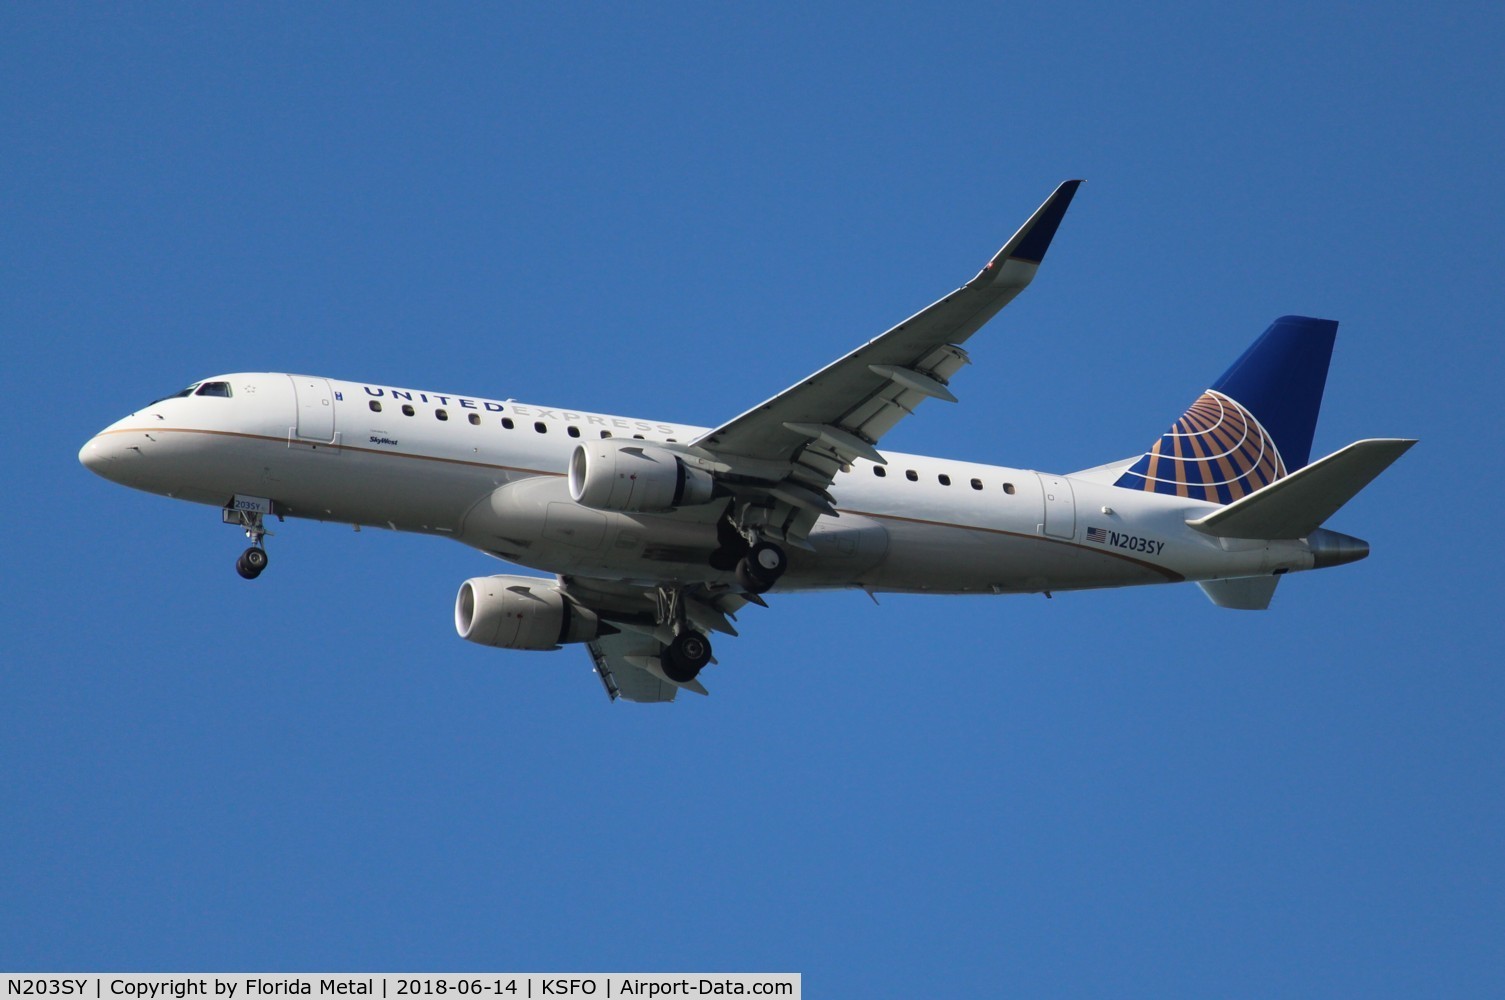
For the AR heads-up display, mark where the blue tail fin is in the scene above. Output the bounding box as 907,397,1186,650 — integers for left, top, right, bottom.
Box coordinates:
1114,316,1338,503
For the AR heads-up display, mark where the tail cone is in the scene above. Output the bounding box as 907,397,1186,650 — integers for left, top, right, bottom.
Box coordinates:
1309,528,1370,568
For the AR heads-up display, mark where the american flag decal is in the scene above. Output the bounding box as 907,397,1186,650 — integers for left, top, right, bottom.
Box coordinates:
1086,526,1108,544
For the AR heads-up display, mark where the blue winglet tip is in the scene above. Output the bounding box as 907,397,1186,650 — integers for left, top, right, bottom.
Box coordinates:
1008,179,1084,265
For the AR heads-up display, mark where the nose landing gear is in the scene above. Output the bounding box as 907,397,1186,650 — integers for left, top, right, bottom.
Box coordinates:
223,495,276,580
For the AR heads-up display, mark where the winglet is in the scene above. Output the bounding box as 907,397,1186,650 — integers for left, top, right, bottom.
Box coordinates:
976,179,1083,280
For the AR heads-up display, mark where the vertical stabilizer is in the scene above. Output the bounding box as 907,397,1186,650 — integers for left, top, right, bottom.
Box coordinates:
1115,316,1337,503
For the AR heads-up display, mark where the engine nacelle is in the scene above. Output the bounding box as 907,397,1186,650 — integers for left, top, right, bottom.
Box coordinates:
455,575,605,651
568,440,715,512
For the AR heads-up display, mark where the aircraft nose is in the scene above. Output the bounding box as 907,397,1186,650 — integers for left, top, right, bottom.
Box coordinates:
79,430,135,482
79,433,111,474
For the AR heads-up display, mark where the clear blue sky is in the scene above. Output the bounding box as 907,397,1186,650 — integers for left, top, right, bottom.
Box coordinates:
4,3,1502,994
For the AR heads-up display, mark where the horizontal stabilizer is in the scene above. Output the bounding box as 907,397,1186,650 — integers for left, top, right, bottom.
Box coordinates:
1198,576,1280,610
1188,438,1416,539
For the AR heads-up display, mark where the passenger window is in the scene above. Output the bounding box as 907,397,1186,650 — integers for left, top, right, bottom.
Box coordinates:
567,426,580,438
195,382,232,397
938,474,951,486
534,421,547,434
369,401,382,413
1003,482,1016,495
970,478,982,490
436,409,449,421
905,470,918,482
632,434,645,440
600,430,612,438
502,417,514,429
873,466,886,477
401,404,415,417
468,413,480,425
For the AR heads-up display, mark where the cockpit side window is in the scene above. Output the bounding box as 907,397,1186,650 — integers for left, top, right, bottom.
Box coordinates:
195,381,232,397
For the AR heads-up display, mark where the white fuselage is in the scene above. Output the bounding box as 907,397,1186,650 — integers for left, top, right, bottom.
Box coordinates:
79,373,1321,596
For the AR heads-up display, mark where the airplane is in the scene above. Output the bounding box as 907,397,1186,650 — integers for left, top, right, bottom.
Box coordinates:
79,181,1415,702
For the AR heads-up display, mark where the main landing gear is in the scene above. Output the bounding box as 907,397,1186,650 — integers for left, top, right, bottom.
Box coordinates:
711,515,789,595
223,497,275,580
662,630,712,684
736,540,787,594
656,586,714,683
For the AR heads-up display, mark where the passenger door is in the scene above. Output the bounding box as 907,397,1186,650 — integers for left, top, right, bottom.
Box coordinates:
1036,473,1076,539
289,375,338,445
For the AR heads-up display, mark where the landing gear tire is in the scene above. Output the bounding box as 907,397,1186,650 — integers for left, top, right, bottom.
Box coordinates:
236,546,268,580
662,630,712,683
736,541,787,594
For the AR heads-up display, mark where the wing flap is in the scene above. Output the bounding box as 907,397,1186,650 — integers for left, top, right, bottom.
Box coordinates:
589,634,679,702
588,632,711,703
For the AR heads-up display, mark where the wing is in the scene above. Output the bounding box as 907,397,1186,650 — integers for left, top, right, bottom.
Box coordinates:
687,180,1082,545
588,631,701,703
561,576,755,702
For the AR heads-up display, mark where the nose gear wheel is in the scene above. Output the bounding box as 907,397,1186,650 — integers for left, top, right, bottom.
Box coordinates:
236,546,268,579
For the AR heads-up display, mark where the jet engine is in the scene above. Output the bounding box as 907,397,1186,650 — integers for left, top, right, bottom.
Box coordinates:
568,440,715,513
455,575,608,651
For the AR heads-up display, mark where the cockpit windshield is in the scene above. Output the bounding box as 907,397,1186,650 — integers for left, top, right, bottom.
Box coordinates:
147,384,199,406
144,381,233,406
